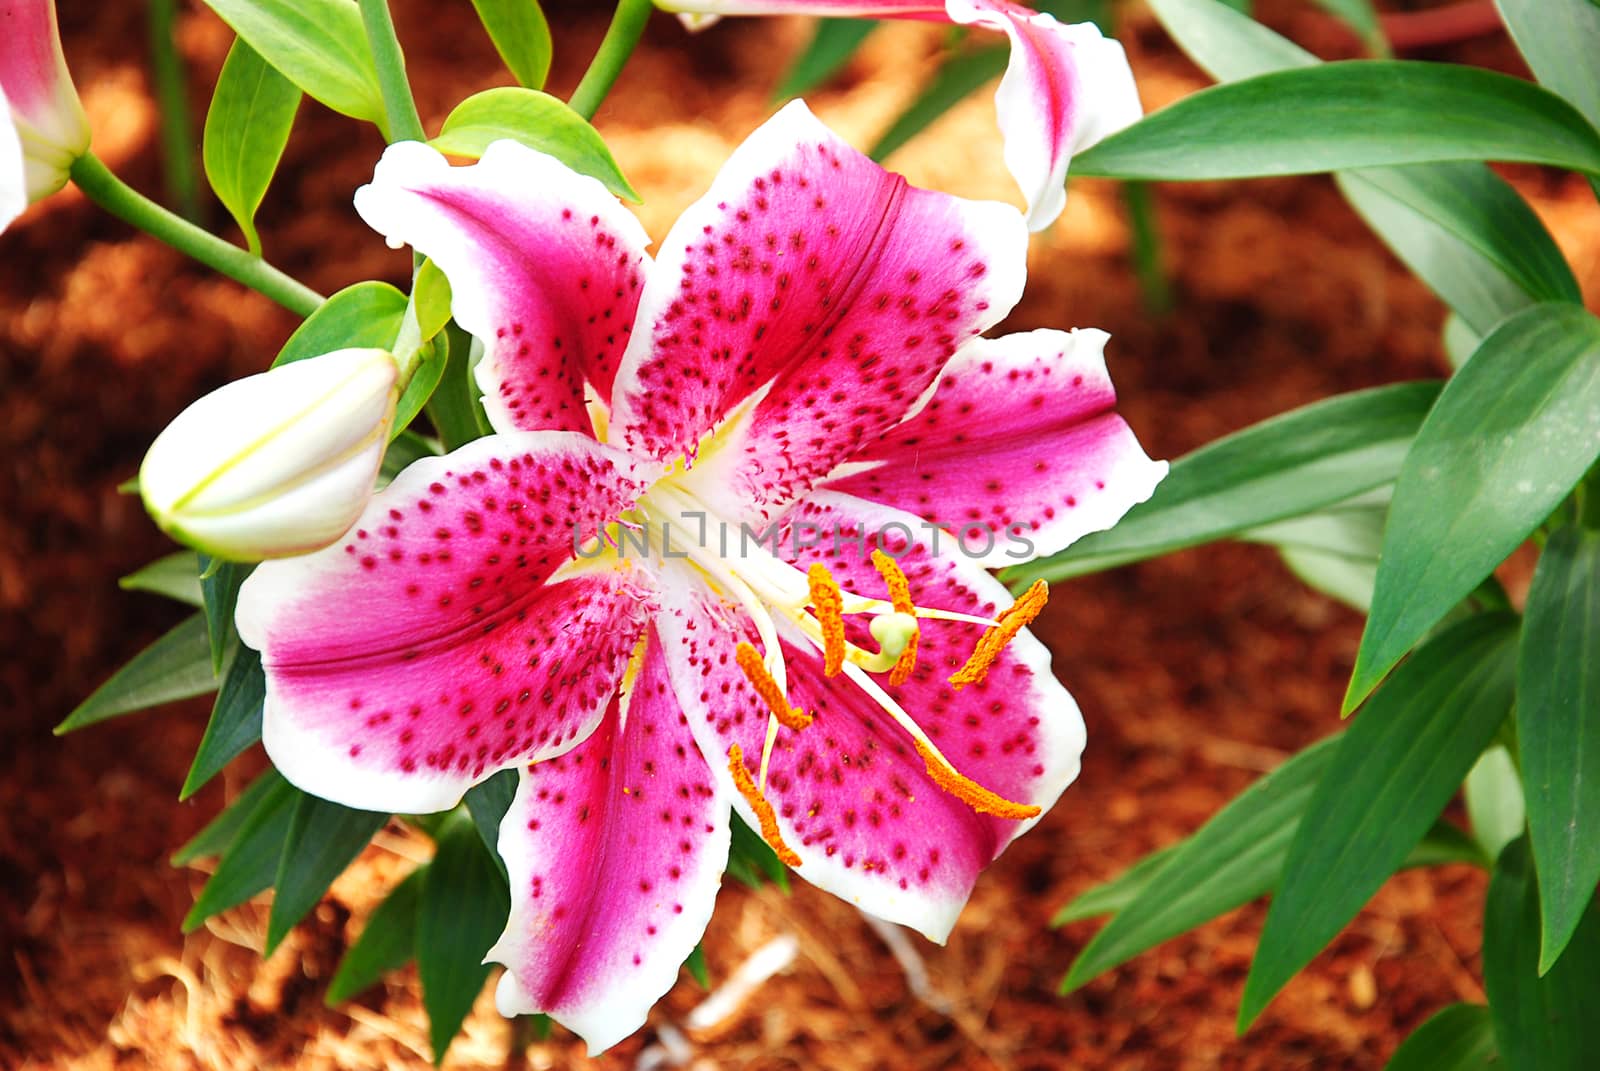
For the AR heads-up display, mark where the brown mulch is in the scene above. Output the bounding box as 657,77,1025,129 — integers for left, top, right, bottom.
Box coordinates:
4,2,1598,1069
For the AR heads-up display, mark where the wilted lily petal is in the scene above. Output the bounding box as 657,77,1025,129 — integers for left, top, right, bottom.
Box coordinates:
0,0,90,229
140,348,400,562
240,100,1164,1052
655,0,1142,229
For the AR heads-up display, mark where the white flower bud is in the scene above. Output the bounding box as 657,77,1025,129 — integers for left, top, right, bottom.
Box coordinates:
140,348,400,561
1,1,91,231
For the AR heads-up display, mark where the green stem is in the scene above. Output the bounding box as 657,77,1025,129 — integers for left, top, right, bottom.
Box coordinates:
70,153,323,318
1121,181,1172,316
568,0,653,121
147,0,203,223
357,0,425,143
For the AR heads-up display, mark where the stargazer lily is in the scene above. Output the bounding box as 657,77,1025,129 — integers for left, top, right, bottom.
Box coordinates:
1,0,90,233
236,101,1165,1052
657,0,1143,231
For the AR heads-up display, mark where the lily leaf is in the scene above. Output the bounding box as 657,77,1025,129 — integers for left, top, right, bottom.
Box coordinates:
1383,1004,1497,1071
1074,62,1600,182
1496,0,1600,133
267,795,389,954
327,865,426,1004
200,0,385,129
464,768,518,881
468,0,552,90
180,643,265,800
1518,526,1600,972
1241,614,1519,1030
182,775,302,931
431,88,639,202
172,769,286,865
274,281,408,367
56,614,215,733
1347,304,1600,711
418,813,509,1064
775,19,878,100
119,551,203,607
203,38,301,256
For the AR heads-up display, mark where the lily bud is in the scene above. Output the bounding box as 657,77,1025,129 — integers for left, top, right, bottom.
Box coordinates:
140,348,401,562
1,0,91,231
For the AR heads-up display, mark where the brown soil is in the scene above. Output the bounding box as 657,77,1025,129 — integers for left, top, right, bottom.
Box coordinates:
3,2,1597,1069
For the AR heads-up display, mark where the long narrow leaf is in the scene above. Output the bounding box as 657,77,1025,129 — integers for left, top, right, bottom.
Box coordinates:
182,776,302,931
418,814,509,1064
327,865,426,1004
56,615,215,733
180,643,265,799
203,38,301,255
1241,614,1519,1028
267,795,389,954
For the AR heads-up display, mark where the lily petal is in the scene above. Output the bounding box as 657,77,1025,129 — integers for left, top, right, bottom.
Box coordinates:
653,492,1081,941
490,626,730,1055
354,140,652,433
945,2,1141,231
1,0,89,204
0,86,24,233
823,329,1166,566
237,432,654,813
613,99,1026,523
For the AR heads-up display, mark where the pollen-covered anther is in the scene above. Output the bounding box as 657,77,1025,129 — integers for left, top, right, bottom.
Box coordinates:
734,642,812,731
949,580,1049,690
871,550,921,685
912,739,1041,821
807,563,846,676
728,744,802,867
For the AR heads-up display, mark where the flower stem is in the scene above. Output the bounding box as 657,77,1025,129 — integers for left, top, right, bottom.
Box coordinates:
357,0,425,143
146,0,203,223
568,0,653,121
69,153,324,318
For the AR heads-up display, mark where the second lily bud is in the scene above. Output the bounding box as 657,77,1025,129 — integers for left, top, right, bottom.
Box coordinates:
139,348,401,563
1,0,91,233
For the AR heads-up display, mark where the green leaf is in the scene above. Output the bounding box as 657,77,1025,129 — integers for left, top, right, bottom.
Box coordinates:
267,795,389,954
393,337,445,439
775,19,878,100
1006,382,1438,585
200,0,385,128
182,776,302,931
1308,0,1386,55
1073,62,1600,182
203,38,301,256
1443,314,1482,370
200,0,384,128
120,551,203,606
1383,1004,1497,1071
1052,845,1179,925
1337,165,1579,336
1246,491,1387,610
870,46,1009,162
172,768,286,865
56,614,215,733
1062,735,1340,990
463,768,517,881
1406,820,1492,870
327,865,425,1004
274,280,408,367
431,88,639,202
380,429,441,483
412,259,453,345
418,813,510,1064
180,643,265,800
1496,0,1600,133
469,0,552,90
428,323,493,450
1518,526,1600,971
1241,613,1519,1029
1464,745,1525,866
198,554,249,675
727,812,790,891
1147,1,1579,336
1483,837,1600,1069
1347,304,1600,710
683,943,710,989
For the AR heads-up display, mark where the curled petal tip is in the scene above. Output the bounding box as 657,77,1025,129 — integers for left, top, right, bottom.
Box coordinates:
0,0,90,213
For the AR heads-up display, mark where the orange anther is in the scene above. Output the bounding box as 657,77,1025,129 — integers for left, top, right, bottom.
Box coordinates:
807,563,846,676
871,550,920,685
912,738,1041,821
735,642,812,731
728,744,802,867
949,580,1049,690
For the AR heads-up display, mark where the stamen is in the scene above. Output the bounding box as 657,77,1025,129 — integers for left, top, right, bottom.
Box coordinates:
912,739,1042,821
735,642,812,731
728,744,802,867
949,580,1049,690
807,563,846,676
871,550,921,685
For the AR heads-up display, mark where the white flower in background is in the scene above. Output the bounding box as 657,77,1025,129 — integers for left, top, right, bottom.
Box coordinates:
1,0,91,232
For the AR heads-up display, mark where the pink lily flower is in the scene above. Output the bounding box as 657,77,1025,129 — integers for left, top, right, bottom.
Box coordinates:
1,0,90,232
236,101,1164,1052
657,0,1143,231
